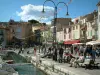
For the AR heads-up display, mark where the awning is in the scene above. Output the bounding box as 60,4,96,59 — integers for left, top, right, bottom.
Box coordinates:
64,40,80,44
72,43,85,45
58,41,64,44
86,41,100,45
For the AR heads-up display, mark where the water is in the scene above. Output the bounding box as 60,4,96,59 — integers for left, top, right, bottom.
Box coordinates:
2,51,47,75
15,64,46,75
2,51,27,63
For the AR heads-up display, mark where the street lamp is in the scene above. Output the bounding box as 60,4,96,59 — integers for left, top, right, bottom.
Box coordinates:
42,0,69,47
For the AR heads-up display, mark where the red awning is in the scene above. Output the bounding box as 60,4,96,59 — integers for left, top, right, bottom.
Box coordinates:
64,40,80,44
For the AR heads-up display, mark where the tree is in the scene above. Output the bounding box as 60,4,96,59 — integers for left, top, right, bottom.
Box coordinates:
28,19,39,24
34,29,41,44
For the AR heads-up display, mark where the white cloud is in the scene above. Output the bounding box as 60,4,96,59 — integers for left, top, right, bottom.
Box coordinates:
17,4,54,23
46,21,51,25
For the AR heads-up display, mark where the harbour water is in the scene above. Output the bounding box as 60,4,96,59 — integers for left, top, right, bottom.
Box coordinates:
2,51,47,75
14,64,46,75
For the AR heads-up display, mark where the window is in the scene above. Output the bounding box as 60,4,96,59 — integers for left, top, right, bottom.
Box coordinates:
87,31,89,36
66,29,68,34
64,28,66,33
73,33,75,39
64,34,66,39
76,25,78,29
91,30,92,36
69,34,71,38
75,26,76,30
87,23,89,27
16,27,21,32
99,15,100,22
88,31,90,36
73,27,75,30
84,19,86,23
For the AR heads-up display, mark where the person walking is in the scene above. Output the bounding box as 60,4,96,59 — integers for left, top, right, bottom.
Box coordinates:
18,45,23,54
53,46,57,61
91,47,96,62
48,47,51,53
34,47,36,56
84,45,92,58
59,46,64,63
70,46,73,54
79,45,84,55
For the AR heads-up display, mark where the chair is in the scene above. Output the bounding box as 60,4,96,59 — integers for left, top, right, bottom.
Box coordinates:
94,59,100,69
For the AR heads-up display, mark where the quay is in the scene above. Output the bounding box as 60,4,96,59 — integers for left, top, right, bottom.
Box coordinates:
14,48,100,75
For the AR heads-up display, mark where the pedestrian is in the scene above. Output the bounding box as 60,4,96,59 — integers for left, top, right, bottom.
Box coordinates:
53,46,57,61
48,47,51,54
34,47,36,56
75,46,79,55
70,46,73,54
84,45,92,58
91,46,96,62
59,46,64,63
18,45,23,54
79,45,84,55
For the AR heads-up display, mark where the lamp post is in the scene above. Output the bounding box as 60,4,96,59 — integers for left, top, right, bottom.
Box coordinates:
42,0,69,47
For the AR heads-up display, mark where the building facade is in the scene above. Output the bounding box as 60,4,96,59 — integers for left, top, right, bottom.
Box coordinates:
55,18,72,43
97,2,100,40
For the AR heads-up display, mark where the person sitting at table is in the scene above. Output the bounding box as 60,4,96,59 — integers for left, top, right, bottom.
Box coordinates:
64,52,75,63
74,54,84,68
69,57,76,67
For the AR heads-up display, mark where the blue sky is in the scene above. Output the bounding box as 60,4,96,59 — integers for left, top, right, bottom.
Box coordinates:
0,0,99,24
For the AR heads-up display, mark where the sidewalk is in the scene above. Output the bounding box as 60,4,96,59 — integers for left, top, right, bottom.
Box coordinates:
14,48,100,75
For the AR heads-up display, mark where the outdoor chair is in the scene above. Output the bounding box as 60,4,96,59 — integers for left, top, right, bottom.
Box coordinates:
72,56,84,68
79,58,95,70
93,59,100,69
78,58,100,69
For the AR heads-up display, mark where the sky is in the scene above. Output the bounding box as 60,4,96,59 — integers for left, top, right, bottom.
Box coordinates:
0,0,99,24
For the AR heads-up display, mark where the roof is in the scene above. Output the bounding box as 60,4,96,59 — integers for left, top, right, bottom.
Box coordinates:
52,18,72,31
56,18,71,25
0,22,8,26
80,10,97,20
